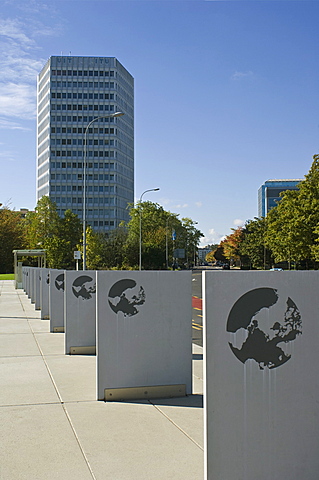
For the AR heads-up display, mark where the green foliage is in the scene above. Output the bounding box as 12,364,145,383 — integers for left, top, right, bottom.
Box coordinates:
265,156,319,268
219,154,319,270
0,208,25,273
21,198,203,271
222,227,244,264
85,227,106,270
180,217,204,267
45,237,73,269
240,217,271,269
213,244,227,263
123,202,204,269
24,199,82,269
102,225,128,269
205,250,216,263
125,202,177,269
24,197,60,249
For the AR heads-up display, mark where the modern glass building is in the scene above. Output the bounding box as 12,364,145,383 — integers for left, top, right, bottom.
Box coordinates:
258,179,302,217
37,56,134,232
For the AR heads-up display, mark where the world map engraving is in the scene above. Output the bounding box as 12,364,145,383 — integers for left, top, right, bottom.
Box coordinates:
72,275,96,300
108,279,146,317
227,287,302,370
55,273,64,291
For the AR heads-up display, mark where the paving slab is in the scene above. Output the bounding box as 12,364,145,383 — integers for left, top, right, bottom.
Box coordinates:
0,302,27,317
34,332,65,355
0,332,40,357
151,395,204,449
0,318,32,334
0,281,205,480
0,404,94,480
0,356,60,406
45,354,97,402
65,400,204,480
28,318,50,333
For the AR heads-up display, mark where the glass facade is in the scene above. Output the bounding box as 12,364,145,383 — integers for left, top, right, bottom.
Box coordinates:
258,179,302,217
37,56,134,231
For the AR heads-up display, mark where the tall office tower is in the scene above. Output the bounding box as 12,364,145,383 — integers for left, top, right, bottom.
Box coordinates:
258,179,302,217
37,56,134,231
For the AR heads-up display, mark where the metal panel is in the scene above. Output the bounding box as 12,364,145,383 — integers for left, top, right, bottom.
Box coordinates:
49,270,65,333
64,271,97,355
105,384,186,402
96,271,192,401
69,346,96,355
204,270,319,480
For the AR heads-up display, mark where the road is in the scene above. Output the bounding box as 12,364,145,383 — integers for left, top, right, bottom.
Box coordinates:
192,270,203,347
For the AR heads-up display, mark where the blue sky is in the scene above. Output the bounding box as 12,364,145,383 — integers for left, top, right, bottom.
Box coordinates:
1,0,319,246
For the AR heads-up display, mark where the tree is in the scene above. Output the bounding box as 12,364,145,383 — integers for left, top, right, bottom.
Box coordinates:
214,155,319,270
205,250,216,264
44,237,73,269
125,202,173,269
240,217,271,269
0,208,26,273
242,154,319,269
24,199,83,269
179,218,204,268
266,187,314,268
43,210,83,269
24,196,60,249
56,210,83,268
103,225,129,269
222,227,244,266
85,227,106,270
213,244,227,263
123,202,203,269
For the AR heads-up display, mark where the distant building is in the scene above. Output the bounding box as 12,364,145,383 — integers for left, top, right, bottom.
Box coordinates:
37,56,134,232
258,179,302,217
0,207,31,218
19,209,30,218
198,247,212,263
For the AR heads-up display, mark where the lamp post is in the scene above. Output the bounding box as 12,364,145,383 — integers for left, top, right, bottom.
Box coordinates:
139,188,160,271
165,217,170,269
83,111,124,270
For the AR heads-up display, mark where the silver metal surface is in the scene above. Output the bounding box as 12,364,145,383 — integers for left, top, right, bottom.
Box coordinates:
104,384,186,402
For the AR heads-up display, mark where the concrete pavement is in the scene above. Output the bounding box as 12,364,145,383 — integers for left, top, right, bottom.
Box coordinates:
0,280,204,480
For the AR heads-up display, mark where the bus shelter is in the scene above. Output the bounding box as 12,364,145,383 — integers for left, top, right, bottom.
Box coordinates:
13,249,46,289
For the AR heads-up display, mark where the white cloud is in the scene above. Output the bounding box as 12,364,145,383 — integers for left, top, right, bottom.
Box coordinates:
0,118,30,130
1,55,44,83
200,228,225,246
174,203,188,209
195,201,202,208
0,18,35,48
232,70,254,80
0,82,36,119
159,197,171,206
0,14,59,126
0,149,17,162
233,218,244,227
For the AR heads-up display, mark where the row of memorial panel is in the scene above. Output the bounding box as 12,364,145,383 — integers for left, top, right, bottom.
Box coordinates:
22,267,319,479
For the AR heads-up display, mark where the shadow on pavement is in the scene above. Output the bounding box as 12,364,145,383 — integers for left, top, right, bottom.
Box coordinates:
119,394,203,408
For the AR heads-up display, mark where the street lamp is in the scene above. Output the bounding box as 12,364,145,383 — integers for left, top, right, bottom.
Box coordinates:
83,111,125,270
166,217,170,269
139,188,160,270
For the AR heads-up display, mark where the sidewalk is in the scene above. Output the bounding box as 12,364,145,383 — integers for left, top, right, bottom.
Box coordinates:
0,280,204,480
